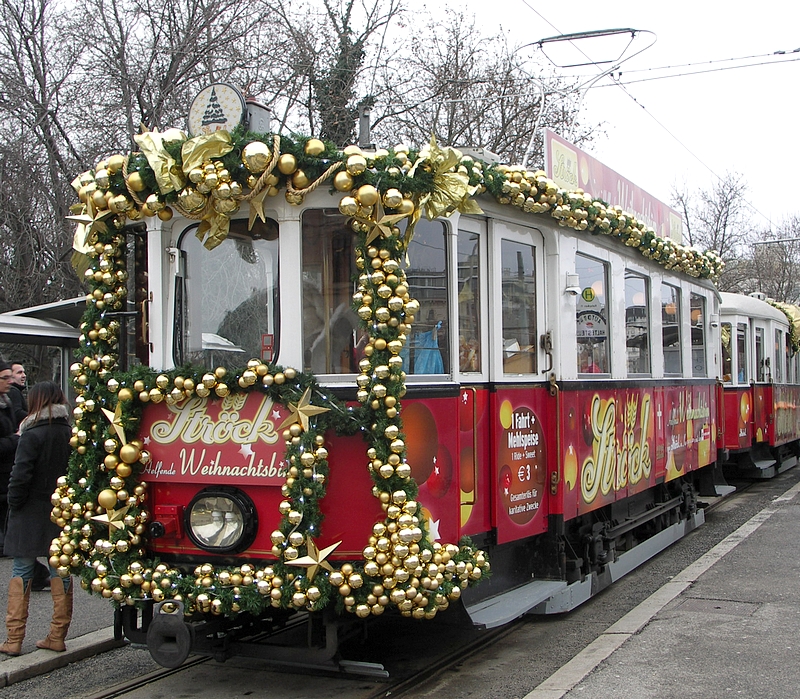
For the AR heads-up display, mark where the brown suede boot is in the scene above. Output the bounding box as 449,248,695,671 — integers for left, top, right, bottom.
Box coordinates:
0,577,32,656
36,577,72,652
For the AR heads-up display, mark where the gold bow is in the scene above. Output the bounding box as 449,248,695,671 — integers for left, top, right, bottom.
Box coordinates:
181,131,234,174
133,128,187,194
410,136,483,221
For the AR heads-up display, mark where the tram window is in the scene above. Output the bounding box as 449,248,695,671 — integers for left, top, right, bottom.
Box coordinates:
178,218,279,368
575,255,608,374
501,240,537,373
457,229,481,373
785,332,791,383
661,283,682,376
721,323,732,382
690,293,707,377
736,323,748,383
755,327,765,381
402,219,450,375
624,272,649,375
775,329,783,382
302,210,359,374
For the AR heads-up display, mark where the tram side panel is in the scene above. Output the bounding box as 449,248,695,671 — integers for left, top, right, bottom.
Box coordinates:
559,383,717,521
773,384,800,446
723,386,753,451
458,386,492,537
489,386,553,545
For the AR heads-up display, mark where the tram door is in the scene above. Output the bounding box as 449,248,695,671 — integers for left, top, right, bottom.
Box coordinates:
489,221,552,545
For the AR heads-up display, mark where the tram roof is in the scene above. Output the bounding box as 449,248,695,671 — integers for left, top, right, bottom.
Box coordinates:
0,296,83,345
719,292,789,323
3,296,85,328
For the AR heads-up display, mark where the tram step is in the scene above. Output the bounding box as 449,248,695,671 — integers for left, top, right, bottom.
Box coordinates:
464,579,567,629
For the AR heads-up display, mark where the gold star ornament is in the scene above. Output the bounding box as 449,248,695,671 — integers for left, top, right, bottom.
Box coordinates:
288,538,341,581
91,504,131,536
352,198,409,247
102,402,127,445
277,387,330,432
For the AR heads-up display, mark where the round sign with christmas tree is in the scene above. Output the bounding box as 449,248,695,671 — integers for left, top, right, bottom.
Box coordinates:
187,83,246,136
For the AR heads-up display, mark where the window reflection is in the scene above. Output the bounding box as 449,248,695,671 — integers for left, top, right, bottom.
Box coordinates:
576,255,608,374
625,272,649,375
301,210,360,374
690,293,707,377
402,220,449,375
457,230,481,373
179,218,279,367
661,283,682,375
501,241,537,373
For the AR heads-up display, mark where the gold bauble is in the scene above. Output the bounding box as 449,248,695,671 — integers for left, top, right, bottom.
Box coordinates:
277,153,297,175
91,189,108,209
97,489,118,509
292,170,310,189
178,187,206,213
346,154,367,176
118,388,134,402
126,171,146,192
333,171,354,192
119,442,141,464
242,141,271,173
116,463,132,478
356,184,379,206
304,138,325,156
383,188,403,208
215,383,229,397
106,154,125,174
339,196,358,216
343,145,363,156
157,207,173,221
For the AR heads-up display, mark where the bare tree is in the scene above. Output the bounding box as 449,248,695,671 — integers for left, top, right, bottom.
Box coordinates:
258,0,404,145
0,0,637,316
369,11,597,164
0,0,83,310
672,172,754,292
745,218,800,304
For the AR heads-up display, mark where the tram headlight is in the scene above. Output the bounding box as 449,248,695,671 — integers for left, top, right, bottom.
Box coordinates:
184,487,258,554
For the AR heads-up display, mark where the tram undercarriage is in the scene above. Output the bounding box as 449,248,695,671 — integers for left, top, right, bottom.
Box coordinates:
463,472,710,626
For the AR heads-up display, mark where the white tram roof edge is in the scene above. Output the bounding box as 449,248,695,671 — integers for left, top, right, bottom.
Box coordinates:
719,291,788,324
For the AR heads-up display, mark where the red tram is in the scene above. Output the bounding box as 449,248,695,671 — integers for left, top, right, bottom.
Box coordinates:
52,91,800,670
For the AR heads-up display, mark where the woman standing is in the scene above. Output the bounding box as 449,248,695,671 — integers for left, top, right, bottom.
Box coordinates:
0,382,72,656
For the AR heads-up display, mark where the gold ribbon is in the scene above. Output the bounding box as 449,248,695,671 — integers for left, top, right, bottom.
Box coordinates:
195,212,231,250
133,128,187,194
181,131,234,175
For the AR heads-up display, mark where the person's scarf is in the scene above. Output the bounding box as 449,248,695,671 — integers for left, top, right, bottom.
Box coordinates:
19,403,71,433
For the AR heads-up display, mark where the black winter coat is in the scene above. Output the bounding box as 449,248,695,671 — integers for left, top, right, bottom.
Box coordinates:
8,384,27,428
4,406,71,558
0,396,19,499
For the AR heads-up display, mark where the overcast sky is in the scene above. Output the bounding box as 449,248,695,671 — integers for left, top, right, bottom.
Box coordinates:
423,0,799,231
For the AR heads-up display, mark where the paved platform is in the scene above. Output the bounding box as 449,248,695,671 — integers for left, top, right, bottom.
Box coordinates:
527,479,800,698
0,560,123,688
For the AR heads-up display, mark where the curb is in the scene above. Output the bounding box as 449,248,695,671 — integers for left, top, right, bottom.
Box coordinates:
0,628,125,688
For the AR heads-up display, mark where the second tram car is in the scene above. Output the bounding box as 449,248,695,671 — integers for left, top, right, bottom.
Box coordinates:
52,96,800,670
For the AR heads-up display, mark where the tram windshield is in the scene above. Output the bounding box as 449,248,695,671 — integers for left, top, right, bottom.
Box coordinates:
177,218,279,367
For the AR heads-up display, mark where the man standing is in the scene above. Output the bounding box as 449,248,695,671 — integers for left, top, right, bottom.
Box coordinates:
0,361,20,556
8,362,27,428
